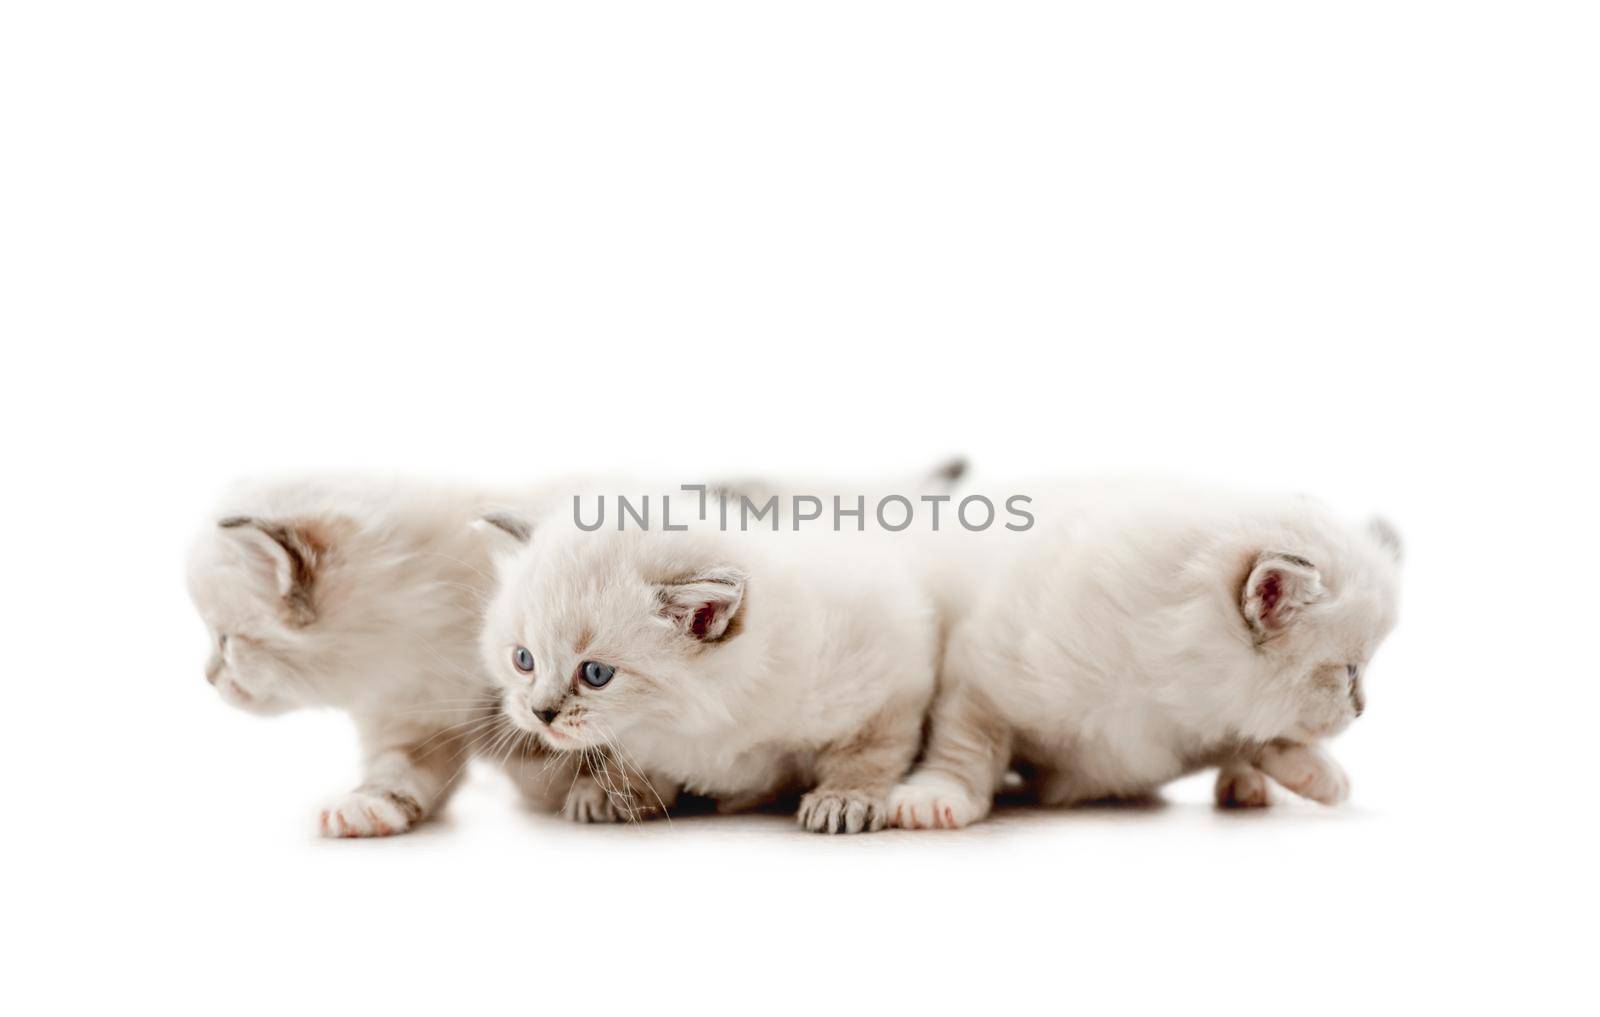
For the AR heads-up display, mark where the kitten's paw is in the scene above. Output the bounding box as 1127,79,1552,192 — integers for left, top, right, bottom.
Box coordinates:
1214,765,1274,808
1259,743,1350,806
888,772,987,830
797,788,887,834
561,777,627,823
319,788,424,838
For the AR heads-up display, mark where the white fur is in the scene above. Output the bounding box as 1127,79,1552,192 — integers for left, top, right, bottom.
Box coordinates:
891,478,1402,829
479,520,939,833
185,476,583,836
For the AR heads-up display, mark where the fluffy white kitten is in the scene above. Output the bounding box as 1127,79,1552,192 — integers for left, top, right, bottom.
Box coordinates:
890,479,1403,829
185,477,622,837
479,518,939,833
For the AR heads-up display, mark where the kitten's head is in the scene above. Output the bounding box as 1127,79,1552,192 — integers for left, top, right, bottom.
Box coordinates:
477,517,747,752
185,515,342,715
1236,515,1403,741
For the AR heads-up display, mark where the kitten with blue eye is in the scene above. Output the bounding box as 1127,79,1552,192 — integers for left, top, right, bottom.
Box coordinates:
184,477,648,837
889,479,1403,829
477,516,939,834
184,463,968,836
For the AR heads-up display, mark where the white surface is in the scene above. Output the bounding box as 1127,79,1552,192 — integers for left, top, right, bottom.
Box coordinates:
3,2,1596,1013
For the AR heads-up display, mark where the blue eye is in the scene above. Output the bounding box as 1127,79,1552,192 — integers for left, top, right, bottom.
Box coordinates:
580,661,615,688
513,647,535,673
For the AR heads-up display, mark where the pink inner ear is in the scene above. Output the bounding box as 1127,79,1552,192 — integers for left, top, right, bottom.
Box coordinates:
690,604,717,639
1258,572,1283,616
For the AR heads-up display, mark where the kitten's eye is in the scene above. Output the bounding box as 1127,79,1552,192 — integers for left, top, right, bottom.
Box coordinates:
513,647,536,673
580,661,615,689
1346,664,1359,680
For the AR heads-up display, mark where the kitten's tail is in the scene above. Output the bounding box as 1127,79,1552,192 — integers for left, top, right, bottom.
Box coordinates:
925,456,969,491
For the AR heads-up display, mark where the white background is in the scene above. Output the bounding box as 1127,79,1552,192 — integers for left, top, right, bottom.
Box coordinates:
3,2,1596,1013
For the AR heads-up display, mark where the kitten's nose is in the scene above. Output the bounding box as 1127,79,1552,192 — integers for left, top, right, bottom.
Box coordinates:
534,708,559,725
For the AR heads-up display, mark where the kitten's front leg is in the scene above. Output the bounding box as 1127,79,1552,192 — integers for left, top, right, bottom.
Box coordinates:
798,692,926,834
319,721,469,838
562,762,679,823
496,739,679,823
1214,758,1274,808
500,739,582,812
888,680,1010,830
1255,740,1350,806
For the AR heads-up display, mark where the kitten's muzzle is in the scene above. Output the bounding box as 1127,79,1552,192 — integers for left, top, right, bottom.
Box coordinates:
517,685,562,727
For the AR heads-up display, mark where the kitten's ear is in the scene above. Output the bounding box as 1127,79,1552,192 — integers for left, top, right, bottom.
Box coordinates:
658,566,747,643
1367,516,1403,563
216,516,326,625
475,512,533,545
1242,551,1325,637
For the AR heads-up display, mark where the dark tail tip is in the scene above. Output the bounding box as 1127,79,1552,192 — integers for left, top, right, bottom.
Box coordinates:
929,456,969,487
